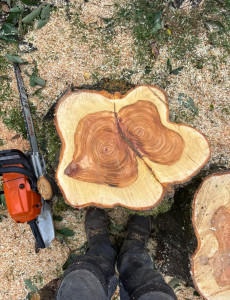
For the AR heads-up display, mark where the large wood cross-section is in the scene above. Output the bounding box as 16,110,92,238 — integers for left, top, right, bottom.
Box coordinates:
55,85,210,209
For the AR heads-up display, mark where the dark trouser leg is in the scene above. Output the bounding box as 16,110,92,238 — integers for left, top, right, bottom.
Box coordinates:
117,239,178,300
56,235,117,300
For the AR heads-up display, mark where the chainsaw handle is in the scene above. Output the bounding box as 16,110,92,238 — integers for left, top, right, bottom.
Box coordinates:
0,166,35,180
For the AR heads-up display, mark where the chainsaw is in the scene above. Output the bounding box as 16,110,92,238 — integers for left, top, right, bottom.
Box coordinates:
0,63,55,249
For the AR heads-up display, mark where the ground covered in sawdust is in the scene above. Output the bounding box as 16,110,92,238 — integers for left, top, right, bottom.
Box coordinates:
0,0,229,299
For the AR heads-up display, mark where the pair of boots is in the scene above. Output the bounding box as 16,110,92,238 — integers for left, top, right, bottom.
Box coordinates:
56,208,177,300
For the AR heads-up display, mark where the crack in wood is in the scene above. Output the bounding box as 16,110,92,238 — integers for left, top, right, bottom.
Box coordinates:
114,103,163,186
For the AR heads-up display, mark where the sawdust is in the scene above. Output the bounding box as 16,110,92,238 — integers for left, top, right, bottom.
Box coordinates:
0,209,69,300
163,48,230,168
0,0,229,299
80,2,115,24
6,7,133,116
0,120,29,152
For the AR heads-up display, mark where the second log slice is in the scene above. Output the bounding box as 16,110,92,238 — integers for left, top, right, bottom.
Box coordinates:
191,172,230,299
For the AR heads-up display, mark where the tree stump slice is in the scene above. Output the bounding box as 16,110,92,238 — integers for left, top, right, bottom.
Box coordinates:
55,85,210,209
191,172,230,299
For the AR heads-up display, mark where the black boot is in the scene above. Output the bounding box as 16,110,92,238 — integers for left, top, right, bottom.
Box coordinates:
57,208,117,300
126,214,151,245
118,215,177,300
85,207,109,247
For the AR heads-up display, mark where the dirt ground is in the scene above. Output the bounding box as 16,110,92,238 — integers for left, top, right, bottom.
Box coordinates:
0,0,229,299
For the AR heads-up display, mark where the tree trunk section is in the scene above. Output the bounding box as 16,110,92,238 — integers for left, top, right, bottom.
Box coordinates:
55,85,210,210
191,172,230,299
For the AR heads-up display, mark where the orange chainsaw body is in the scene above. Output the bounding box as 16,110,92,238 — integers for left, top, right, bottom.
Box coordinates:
2,164,42,223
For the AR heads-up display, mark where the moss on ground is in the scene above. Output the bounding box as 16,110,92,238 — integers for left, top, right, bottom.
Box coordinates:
1,106,27,138
68,0,230,91
53,197,72,215
113,0,230,74
1,98,60,174
77,78,134,95
0,56,12,111
123,196,174,217
36,121,61,172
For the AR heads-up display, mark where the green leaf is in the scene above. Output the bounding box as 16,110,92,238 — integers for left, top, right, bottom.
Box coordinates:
205,20,225,32
24,279,38,292
56,228,75,237
33,76,46,86
153,11,162,25
63,253,78,270
29,74,36,87
6,11,21,25
5,54,23,63
0,35,18,43
5,54,26,64
144,66,152,74
167,58,172,72
167,60,184,76
21,0,39,5
168,278,181,290
0,194,6,207
110,223,124,233
0,214,7,222
55,231,65,240
40,4,50,20
37,19,49,29
53,215,63,221
178,93,198,115
0,23,18,36
225,0,230,8
29,74,46,87
0,139,4,146
9,6,24,13
152,23,161,34
151,11,162,34
22,5,42,24
170,66,184,75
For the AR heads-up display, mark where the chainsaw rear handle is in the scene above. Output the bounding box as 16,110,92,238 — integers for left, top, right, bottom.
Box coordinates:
0,149,37,189
0,166,35,179
0,149,31,169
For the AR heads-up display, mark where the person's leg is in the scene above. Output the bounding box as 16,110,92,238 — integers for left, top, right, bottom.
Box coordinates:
56,208,117,300
117,215,177,300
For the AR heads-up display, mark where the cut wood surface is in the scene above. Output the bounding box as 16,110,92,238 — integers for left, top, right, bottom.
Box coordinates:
55,85,210,209
191,172,230,299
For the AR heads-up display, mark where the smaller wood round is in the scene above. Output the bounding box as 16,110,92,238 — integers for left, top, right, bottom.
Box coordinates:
191,172,230,299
